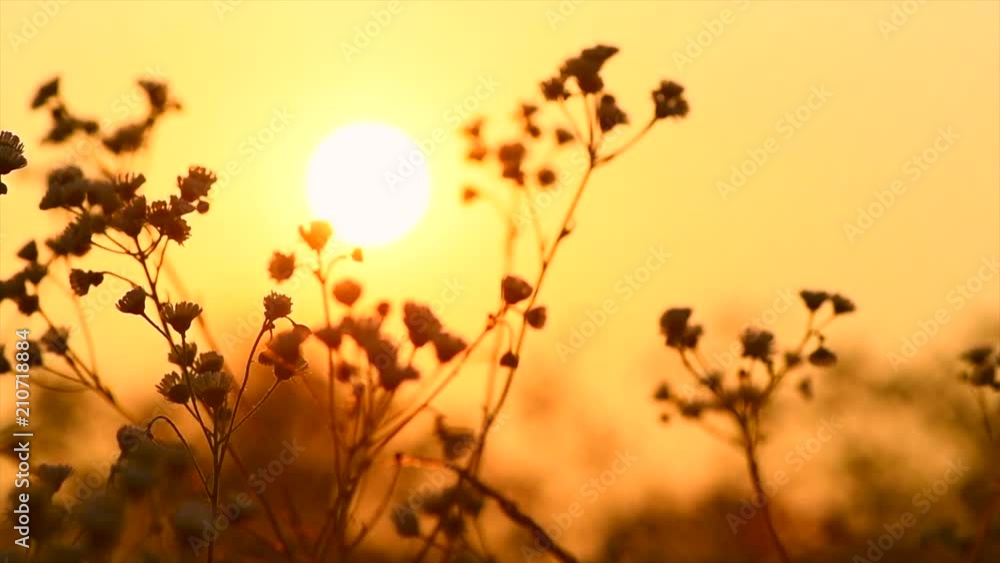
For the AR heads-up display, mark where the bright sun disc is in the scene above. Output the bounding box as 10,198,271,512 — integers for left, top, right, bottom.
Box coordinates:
305,123,430,247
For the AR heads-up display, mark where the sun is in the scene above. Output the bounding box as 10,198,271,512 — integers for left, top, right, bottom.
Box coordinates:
305,123,431,247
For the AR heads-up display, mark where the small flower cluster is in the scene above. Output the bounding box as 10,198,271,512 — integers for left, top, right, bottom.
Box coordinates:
30,76,180,153
959,344,1000,389
0,130,27,195
653,289,855,421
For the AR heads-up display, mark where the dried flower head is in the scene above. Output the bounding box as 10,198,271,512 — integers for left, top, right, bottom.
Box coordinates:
31,77,59,109
740,328,775,362
41,326,70,355
313,324,344,349
69,269,105,296
195,351,225,373
299,220,333,252
263,291,293,321
380,364,420,391
333,279,363,307
808,346,837,367
500,351,519,368
596,94,628,132
962,346,996,367
116,287,147,315
269,251,296,282
525,306,547,329
659,307,693,348
501,275,533,305
403,302,442,347
830,294,856,315
799,290,829,312
168,342,198,367
16,241,38,262
17,294,39,315
652,80,690,119
177,166,216,202
0,131,28,175
156,372,191,404
103,121,148,154
432,332,467,363
161,301,202,335
192,371,234,409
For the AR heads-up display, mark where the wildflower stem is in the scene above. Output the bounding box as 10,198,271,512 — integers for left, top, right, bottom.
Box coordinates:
398,454,580,563
226,380,280,438
597,118,656,164
146,415,211,498
742,426,791,563
227,322,268,440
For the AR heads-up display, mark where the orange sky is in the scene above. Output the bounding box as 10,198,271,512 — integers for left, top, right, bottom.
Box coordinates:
0,1,998,548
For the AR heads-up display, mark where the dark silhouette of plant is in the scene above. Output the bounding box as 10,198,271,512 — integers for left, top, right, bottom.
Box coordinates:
0,44,689,563
650,291,855,562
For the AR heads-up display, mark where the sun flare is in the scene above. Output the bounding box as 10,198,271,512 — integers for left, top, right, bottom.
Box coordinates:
305,123,431,247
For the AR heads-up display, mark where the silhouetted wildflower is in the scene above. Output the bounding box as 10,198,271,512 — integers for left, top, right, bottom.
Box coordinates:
652,80,689,119
525,306,547,329
156,372,191,404
808,346,837,367
333,279,363,307
41,326,70,355
0,131,27,176
392,505,421,538
314,325,343,349
263,291,293,321
380,364,419,391
653,382,670,401
168,342,198,367
462,185,479,203
195,351,225,373
192,371,233,409
161,302,201,335
17,295,39,316
501,275,533,305
555,127,574,144
403,302,442,347
962,346,995,366
799,290,828,312
22,263,47,285
177,166,216,202
116,287,146,315
659,307,693,348
537,168,557,187
597,95,628,132
541,76,567,101
147,200,191,244
740,328,775,362
103,122,148,154
269,251,296,282
30,77,59,109
500,351,519,368
830,294,855,315
299,220,333,252
352,248,364,262
432,332,467,363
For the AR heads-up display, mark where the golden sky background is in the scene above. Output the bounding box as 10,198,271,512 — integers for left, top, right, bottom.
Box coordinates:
0,1,998,548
